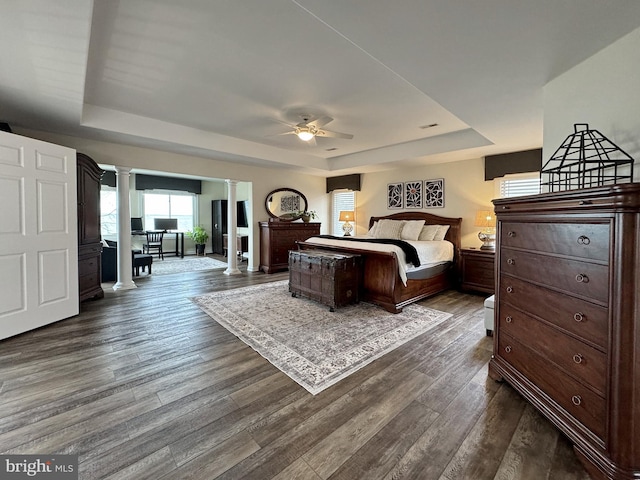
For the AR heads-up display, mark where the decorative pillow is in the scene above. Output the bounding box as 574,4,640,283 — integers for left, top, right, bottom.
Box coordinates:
366,221,379,238
433,225,450,241
401,220,426,241
418,225,440,241
374,219,405,240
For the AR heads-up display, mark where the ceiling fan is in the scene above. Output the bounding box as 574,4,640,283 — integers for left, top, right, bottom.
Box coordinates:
276,115,354,143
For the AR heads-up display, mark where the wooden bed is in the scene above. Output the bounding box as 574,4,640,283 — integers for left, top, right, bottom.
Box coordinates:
296,211,462,313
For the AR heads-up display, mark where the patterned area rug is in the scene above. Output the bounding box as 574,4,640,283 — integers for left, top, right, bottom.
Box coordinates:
191,281,452,395
151,256,228,275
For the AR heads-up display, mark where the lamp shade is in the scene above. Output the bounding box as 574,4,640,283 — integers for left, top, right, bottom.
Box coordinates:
474,210,496,228
297,129,314,141
339,211,354,222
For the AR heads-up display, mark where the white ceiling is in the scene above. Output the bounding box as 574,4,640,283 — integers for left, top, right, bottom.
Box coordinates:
2,1,640,176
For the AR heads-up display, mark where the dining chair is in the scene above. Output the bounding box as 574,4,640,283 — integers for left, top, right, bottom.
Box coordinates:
143,231,164,259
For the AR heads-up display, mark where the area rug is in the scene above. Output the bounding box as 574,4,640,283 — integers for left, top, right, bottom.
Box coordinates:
151,256,228,275
191,280,452,395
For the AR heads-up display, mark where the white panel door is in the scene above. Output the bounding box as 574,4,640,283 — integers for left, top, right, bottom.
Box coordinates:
0,131,78,340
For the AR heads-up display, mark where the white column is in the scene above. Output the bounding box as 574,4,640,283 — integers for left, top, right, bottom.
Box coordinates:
224,179,241,275
113,166,137,290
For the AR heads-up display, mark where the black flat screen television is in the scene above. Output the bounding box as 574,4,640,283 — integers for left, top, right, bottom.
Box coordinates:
237,201,248,228
131,217,144,232
154,218,178,231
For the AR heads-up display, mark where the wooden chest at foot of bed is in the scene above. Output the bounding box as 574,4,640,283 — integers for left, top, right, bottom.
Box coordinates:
289,250,362,311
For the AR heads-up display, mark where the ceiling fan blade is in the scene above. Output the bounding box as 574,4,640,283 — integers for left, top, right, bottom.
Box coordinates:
317,129,354,140
308,116,333,128
271,118,297,128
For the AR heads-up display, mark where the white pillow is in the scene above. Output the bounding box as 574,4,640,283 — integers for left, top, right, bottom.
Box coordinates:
101,239,110,247
401,220,426,241
433,225,450,241
366,221,379,238
418,225,439,241
374,219,405,240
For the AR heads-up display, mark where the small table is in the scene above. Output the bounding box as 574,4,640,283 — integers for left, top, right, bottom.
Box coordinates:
289,250,361,311
132,231,184,258
223,234,249,262
460,247,495,294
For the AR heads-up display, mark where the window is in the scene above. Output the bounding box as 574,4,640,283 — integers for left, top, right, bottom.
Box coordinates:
143,192,196,232
100,186,117,236
332,190,356,235
496,172,541,198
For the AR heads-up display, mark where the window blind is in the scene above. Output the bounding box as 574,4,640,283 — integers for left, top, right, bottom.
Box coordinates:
332,190,356,235
499,177,541,197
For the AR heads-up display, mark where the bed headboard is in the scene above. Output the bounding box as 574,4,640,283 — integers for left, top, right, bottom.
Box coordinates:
369,212,462,254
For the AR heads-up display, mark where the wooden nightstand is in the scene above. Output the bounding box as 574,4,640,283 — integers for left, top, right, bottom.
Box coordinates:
460,247,495,294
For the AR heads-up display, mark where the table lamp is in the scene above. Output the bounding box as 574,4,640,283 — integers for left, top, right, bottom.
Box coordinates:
339,210,355,236
474,210,496,250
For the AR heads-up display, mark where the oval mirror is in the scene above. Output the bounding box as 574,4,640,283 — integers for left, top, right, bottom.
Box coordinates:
265,188,308,221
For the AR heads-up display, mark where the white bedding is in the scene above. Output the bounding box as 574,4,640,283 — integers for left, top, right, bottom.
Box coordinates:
303,236,454,286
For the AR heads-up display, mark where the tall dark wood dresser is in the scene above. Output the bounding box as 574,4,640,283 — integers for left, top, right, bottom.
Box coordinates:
489,184,640,479
259,221,320,273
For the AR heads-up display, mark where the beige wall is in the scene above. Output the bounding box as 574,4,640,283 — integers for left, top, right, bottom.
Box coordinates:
357,158,495,248
543,26,640,176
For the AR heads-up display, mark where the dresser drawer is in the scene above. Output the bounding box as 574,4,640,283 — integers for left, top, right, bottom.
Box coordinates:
497,332,606,440
272,246,291,264
79,242,102,257
498,276,608,349
500,222,609,261
499,304,606,395
501,248,609,304
79,256,100,276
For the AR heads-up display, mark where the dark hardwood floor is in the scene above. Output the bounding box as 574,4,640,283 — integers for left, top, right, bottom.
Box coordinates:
0,257,590,479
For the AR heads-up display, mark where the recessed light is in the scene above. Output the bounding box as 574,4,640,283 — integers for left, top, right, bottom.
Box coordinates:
419,123,439,129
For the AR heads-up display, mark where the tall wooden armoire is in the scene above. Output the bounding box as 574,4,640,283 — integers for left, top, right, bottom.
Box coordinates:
77,152,104,302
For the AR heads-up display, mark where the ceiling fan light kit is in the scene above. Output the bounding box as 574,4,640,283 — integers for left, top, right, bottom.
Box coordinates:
279,114,354,142
295,126,317,141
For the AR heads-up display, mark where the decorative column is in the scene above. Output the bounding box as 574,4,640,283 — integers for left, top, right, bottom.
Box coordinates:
113,166,136,290
224,179,241,275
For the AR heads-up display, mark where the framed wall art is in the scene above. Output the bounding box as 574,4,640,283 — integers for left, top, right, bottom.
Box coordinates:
424,178,445,208
387,182,403,209
281,194,301,213
404,181,423,208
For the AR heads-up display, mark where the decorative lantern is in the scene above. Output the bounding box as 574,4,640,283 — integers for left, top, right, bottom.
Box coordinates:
540,124,634,192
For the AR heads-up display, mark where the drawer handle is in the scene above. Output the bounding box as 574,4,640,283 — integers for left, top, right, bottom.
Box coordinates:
574,312,584,322
577,235,591,245
573,354,583,364
507,231,516,237
506,286,514,293
505,315,512,323
572,395,582,406
504,345,512,353
575,274,589,283
502,206,510,210
507,258,515,265
579,200,592,206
